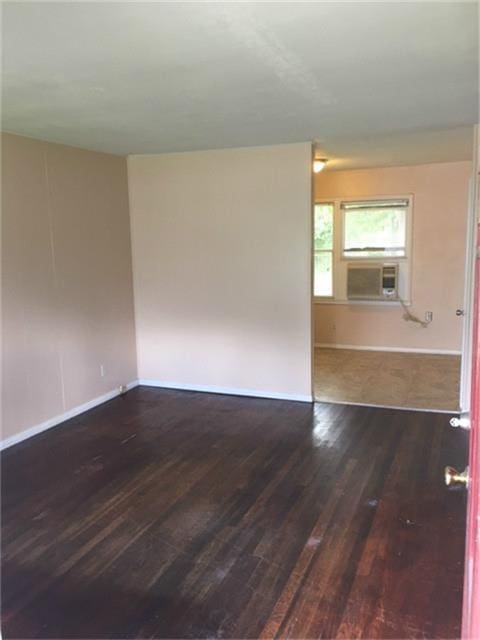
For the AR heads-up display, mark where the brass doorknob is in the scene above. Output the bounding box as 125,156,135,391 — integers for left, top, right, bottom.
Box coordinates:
445,466,469,488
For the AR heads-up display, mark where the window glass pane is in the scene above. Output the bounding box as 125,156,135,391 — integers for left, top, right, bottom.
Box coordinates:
314,252,333,296
343,206,406,258
314,203,334,250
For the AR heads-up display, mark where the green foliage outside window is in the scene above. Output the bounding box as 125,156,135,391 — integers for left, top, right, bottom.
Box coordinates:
314,204,334,296
344,207,406,257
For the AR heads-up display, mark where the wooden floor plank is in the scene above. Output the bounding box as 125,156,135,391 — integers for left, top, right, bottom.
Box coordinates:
1,387,467,639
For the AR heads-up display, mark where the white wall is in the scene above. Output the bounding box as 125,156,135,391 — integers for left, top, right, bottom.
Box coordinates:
128,143,312,401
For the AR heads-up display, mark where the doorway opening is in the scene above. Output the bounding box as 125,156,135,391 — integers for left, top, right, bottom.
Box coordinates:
311,154,475,413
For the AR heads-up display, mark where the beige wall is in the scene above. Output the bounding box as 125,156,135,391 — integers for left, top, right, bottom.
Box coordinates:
1,133,137,442
128,143,312,400
314,161,471,352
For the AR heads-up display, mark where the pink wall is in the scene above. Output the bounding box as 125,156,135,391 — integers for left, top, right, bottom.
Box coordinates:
128,143,313,400
314,161,471,352
1,133,137,443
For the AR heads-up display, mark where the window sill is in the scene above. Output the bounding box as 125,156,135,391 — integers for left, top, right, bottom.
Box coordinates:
313,298,411,307
339,255,409,262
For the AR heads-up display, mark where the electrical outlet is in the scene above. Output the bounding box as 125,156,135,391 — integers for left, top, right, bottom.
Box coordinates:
425,311,433,323
100,364,106,377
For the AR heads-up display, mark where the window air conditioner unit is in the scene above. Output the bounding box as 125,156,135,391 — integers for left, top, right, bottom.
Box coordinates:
347,263,398,300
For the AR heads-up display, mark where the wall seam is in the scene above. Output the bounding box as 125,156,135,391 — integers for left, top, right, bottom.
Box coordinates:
43,144,67,412
125,156,141,380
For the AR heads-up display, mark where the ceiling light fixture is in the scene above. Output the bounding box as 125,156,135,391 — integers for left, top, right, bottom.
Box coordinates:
313,158,328,173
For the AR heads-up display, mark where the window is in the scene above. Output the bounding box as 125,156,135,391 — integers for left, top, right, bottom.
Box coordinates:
313,196,412,303
342,199,408,259
314,203,334,296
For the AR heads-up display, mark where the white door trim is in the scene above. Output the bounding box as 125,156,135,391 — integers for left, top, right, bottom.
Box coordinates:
460,126,479,413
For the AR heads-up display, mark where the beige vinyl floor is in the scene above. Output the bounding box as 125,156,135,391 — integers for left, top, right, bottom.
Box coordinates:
314,347,461,412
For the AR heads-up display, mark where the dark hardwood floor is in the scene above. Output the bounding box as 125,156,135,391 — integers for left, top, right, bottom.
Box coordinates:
1,387,468,639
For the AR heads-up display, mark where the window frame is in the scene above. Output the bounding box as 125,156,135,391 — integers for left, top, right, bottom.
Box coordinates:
313,195,413,304
313,201,335,299
340,196,412,262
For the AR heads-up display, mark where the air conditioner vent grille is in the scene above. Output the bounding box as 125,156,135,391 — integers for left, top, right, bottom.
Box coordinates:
347,263,398,300
347,268,381,298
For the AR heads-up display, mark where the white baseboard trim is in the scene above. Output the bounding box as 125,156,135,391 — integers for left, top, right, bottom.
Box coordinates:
314,343,461,356
0,380,139,452
137,379,313,403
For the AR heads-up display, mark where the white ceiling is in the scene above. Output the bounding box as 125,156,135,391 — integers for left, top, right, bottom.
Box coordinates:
2,2,478,166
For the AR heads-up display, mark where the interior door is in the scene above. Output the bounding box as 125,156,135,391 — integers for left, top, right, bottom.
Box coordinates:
461,126,480,640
